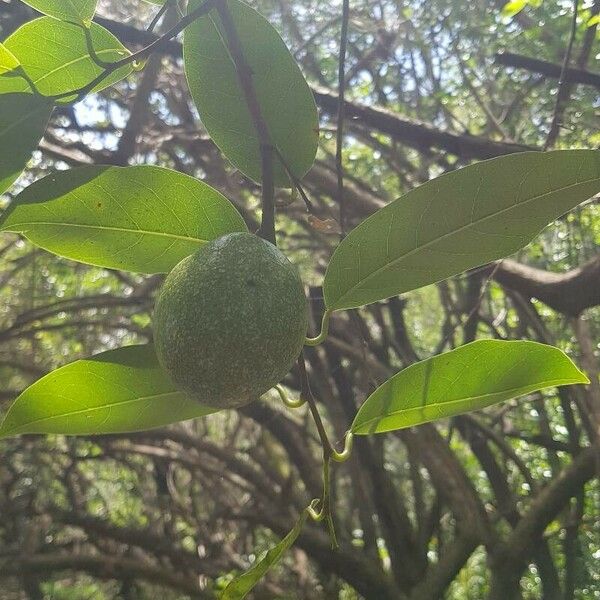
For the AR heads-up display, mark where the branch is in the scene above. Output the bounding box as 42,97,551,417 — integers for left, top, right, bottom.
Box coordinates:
544,0,580,150
53,510,208,574
407,535,479,600
402,425,495,546
482,255,600,316
494,51,600,89
214,0,276,244
336,0,350,236
312,87,536,159
0,553,207,598
77,17,536,161
110,51,164,165
498,445,596,567
50,0,217,102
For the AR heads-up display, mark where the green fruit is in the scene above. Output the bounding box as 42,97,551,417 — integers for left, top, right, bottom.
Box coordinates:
153,232,308,409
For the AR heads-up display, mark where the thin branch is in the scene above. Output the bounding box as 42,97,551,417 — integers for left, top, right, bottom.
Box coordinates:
214,0,276,244
297,352,337,546
336,0,350,237
50,0,217,103
494,51,600,89
147,0,172,32
544,0,579,150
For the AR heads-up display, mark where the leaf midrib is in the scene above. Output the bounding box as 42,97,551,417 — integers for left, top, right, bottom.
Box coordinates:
0,390,184,437
330,175,600,309
1,220,208,244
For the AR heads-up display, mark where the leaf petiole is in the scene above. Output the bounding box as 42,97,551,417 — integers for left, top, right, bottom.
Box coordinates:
275,384,306,409
305,310,332,346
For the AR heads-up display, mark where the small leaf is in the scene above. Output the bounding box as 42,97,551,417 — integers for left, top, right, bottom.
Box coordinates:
0,18,132,99
324,150,600,311
0,93,53,195
0,42,20,75
0,345,218,438
351,340,589,435
587,14,600,26
19,0,97,24
184,0,318,187
502,0,528,17
0,165,247,274
221,510,307,600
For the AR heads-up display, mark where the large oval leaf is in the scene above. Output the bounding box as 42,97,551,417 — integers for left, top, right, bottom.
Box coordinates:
19,0,97,24
184,0,318,187
0,18,132,98
324,150,600,311
0,345,218,438
0,93,53,195
0,165,247,274
351,340,589,435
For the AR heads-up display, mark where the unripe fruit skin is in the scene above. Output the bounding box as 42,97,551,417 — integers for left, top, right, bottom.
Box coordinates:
153,232,308,408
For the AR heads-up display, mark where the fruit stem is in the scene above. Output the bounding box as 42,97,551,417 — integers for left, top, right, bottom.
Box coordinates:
305,310,332,347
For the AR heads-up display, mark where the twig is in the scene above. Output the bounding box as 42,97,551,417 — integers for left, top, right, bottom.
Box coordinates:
50,0,217,103
214,0,276,244
293,15,341,59
83,26,115,69
296,352,353,546
147,0,172,33
437,261,503,352
336,0,350,238
544,0,579,150
297,353,337,545
273,146,315,212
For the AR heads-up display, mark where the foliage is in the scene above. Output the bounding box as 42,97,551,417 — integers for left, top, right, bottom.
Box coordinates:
352,340,588,434
0,0,598,598
0,345,217,437
0,165,247,273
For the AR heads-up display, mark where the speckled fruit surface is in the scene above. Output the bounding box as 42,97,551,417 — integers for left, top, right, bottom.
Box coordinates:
153,232,308,409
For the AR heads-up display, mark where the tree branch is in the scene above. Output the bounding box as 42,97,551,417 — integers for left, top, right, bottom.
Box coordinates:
494,51,600,89
482,255,600,316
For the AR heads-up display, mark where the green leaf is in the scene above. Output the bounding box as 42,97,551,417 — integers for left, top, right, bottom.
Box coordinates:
0,18,132,99
324,150,600,311
0,165,247,274
587,14,600,26
221,510,307,600
19,0,97,24
0,42,20,75
501,0,529,17
0,345,218,438
184,0,318,187
0,93,53,195
351,340,589,435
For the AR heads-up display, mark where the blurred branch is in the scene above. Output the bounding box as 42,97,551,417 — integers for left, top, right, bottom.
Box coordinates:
0,553,208,598
495,52,600,89
544,0,580,150
482,255,600,316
